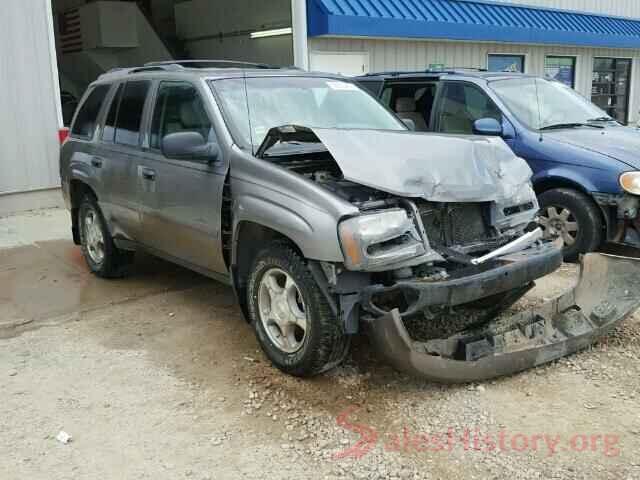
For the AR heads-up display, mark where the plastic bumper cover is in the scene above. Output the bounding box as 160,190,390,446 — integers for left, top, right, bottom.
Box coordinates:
365,253,640,383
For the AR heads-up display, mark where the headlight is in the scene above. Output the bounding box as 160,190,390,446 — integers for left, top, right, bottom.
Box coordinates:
620,172,640,195
338,209,427,271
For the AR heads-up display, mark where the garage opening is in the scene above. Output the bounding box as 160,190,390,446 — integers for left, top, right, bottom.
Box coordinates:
53,0,295,125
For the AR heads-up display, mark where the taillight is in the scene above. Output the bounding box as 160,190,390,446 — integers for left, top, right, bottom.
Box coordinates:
58,127,70,145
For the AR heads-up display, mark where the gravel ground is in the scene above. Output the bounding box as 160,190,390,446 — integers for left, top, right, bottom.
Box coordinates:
1,210,639,479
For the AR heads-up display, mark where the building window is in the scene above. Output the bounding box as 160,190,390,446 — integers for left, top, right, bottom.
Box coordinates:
487,54,525,73
545,56,576,88
592,58,632,124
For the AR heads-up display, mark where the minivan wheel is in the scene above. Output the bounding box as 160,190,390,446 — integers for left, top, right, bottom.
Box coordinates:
247,243,350,377
538,188,603,262
78,196,134,278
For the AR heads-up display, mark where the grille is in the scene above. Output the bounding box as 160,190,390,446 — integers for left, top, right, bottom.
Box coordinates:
416,201,492,247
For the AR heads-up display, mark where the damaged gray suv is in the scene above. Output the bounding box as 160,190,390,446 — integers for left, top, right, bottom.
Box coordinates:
61,61,640,383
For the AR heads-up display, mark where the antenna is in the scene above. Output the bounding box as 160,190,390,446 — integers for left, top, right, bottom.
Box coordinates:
534,77,543,141
242,68,256,155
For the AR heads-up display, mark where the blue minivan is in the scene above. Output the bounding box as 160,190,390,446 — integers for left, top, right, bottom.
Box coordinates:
358,70,640,261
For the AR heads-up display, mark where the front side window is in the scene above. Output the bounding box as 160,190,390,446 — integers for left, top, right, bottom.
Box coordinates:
490,77,611,130
437,82,502,135
211,77,405,149
71,84,110,138
150,82,214,151
114,81,151,147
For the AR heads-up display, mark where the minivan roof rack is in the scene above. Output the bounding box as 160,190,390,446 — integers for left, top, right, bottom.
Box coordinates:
144,60,280,70
362,67,488,77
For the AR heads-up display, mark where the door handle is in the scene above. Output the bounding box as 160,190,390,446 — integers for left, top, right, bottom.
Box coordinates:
91,157,103,168
141,168,156,181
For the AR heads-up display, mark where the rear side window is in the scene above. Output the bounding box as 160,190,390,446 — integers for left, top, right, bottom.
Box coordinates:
357,80,383,97
102,84,124,142
71,85,110,138
114,81,151,147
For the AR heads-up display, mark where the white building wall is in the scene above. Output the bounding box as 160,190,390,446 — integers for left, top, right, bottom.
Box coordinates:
0,0,63,200
308,37,640,124
490,0,640,19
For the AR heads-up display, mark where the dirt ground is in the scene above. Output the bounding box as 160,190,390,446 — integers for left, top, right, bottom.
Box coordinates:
1,209,639,480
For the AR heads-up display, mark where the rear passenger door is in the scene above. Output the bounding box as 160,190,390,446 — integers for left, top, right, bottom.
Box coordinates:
136,81,227,274
97,80,152,242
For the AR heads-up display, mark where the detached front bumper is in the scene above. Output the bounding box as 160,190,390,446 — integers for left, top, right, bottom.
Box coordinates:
365,253,640,383
361,242,563,318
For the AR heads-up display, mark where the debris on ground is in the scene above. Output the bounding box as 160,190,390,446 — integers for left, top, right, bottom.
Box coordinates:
55,431,72,445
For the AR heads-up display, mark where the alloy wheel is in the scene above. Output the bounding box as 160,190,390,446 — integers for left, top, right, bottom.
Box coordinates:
83,207,105,264
257,268,308,354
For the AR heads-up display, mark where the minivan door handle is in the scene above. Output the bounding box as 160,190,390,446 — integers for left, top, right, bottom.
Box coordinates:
91,157,103,168
141,167,156,181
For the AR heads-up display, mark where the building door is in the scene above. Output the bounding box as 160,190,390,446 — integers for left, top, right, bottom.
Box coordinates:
309,52,370,76
592,58,632,124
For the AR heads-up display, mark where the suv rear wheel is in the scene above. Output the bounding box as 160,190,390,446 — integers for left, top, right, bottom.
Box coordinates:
78,195,134,278
538,188,603,262
247,243,349,377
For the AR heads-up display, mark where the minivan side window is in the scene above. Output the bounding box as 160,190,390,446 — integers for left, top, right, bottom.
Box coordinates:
70,84,110,139
437,82,502,135
114,81,151,147
102,83,124,142
149,82,214,152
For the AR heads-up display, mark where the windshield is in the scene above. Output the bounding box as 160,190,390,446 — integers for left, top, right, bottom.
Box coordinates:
489,77,613,130
211,76,405,149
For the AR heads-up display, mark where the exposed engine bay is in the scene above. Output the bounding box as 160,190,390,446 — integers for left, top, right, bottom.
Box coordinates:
257,125,541,276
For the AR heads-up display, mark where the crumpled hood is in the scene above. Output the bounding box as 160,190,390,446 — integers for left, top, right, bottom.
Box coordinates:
544,126,640,170
312,128,533,203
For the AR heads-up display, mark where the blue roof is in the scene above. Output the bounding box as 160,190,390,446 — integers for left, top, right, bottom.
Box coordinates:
307,0,640,49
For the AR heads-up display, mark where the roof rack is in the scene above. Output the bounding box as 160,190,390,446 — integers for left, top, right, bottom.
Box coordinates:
362,67,488,77
144,60,280,70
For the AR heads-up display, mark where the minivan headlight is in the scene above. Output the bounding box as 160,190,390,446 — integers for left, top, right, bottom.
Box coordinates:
620,172,640,195
338,209,426,271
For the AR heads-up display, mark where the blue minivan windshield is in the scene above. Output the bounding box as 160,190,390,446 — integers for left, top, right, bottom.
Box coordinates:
490,77,614,130
211,77,405,149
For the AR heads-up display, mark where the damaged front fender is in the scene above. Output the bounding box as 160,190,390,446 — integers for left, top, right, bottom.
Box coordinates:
365,253,640,383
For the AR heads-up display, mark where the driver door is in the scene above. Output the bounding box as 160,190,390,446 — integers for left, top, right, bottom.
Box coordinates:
435,81,503,135
136,81,227,274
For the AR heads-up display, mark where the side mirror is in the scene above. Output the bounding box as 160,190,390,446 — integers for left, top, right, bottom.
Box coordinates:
402,118,416,131
473,118,503,137
161,131,220,163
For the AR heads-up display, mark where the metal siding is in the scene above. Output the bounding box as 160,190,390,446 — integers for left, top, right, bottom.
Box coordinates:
489,0,640,20
0,0,62,195
309,37,640,123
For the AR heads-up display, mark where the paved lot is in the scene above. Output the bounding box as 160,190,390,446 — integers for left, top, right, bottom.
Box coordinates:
1,209,639,480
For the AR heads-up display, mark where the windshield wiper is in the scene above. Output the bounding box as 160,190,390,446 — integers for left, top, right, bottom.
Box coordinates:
540,123,604,131
587,116,615,123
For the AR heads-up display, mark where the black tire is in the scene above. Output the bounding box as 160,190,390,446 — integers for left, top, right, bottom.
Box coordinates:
538,188,603,262
247,243,349,377
78,195,134,278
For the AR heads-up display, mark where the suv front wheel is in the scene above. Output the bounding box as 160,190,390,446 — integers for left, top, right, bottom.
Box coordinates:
247,243,350,377
78,195,134,278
